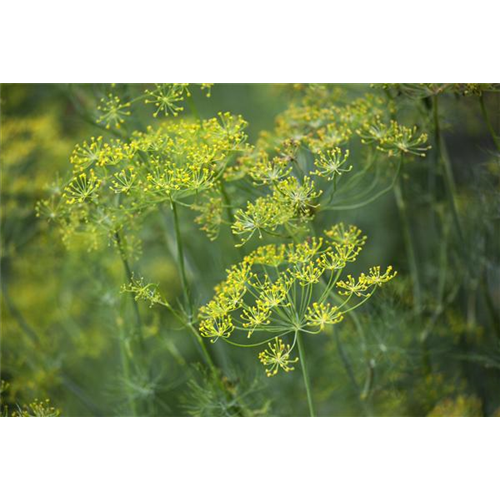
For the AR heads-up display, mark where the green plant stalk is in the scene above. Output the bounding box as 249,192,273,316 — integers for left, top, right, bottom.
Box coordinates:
481,268,500,339
118,327,138,416
393,165,422,313
433,95,465,246
171,201,193,320
220,181,243,255
169,202,246,414
335,328,360,394
114,231,147,414
114,231,146,355
186,324,218,374
296,330,316,417
314,225,375,411
186,92,202,123
479,93,500,152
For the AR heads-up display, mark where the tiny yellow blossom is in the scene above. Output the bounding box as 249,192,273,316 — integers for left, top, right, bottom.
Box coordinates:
258,338,299,377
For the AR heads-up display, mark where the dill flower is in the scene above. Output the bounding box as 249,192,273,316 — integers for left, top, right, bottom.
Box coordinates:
12,399,61,417
144,83,188,117
305,303,344,330
317,251,346,271
287,237,325,264
192,193,224,241
336,275,370,297
200,315,235,343
358,119,430,157
313,122,352,150
293,261,325,286
251,244,287,266
44,112,251,249
35,197,61,222
231,168,322,246
200,228,396,378
200,83,213,96
380,121,431,157
451,83,500,96
249,156,292,185
70,136,104,171
96,94,131,129
122,276,166,308
111,167,138,195
275,176,322,217
63,170,101,205
333,243,362,264
362,266,398,286
256,276,291,309
313,147,353,181
325,223,367,248
232,196,291,244
258,338,299,377
241,305,272,336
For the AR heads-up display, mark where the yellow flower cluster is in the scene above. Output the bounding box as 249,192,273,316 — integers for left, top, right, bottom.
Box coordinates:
63,170,101,205
96,93,132,129
336,266,397,297
144,83,189,117
271,88,387,152
305,303,344,330
12,398,61,417
232,176,322,245
122,276,166,308
199,223,397,376
258,338,299,377
358,119,430,157
312,147,352,181
41,112,251,248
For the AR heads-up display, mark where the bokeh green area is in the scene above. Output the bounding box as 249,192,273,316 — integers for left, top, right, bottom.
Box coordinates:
1,83,499,416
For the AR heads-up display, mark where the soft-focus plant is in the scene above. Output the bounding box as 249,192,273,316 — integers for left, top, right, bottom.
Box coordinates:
2,82,499,416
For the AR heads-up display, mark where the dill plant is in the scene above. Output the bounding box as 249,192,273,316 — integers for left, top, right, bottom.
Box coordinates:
3,82,499,416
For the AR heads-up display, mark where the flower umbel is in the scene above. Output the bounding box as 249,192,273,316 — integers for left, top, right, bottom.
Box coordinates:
313,147,353,181
305,303,344,330
258,338,299,377
96,94,131,129
200,315,235,343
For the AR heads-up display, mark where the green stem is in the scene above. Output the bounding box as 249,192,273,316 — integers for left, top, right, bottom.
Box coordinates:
321,264,375,410
114,231,146,354
220,182,243,255
118,327,138,416
433,95,465,246
186,324,217,374
479,93,500,152
393,160,422,313
296,331,315,417
168,204,244,414
335,328,360,393
171,201,192,320
186,92,202,123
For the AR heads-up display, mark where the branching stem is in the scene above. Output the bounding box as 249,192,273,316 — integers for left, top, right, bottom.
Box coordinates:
296,330,316,417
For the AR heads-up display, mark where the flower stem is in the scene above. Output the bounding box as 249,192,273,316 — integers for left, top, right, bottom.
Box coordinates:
433,95,465,246
220,181,243,256
393,159,422,313
171,201,193,320
335,327,360,394
169,203,244,414
479,93,500,152
114,231,146,354
296,330,316,417
186,323,218,374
